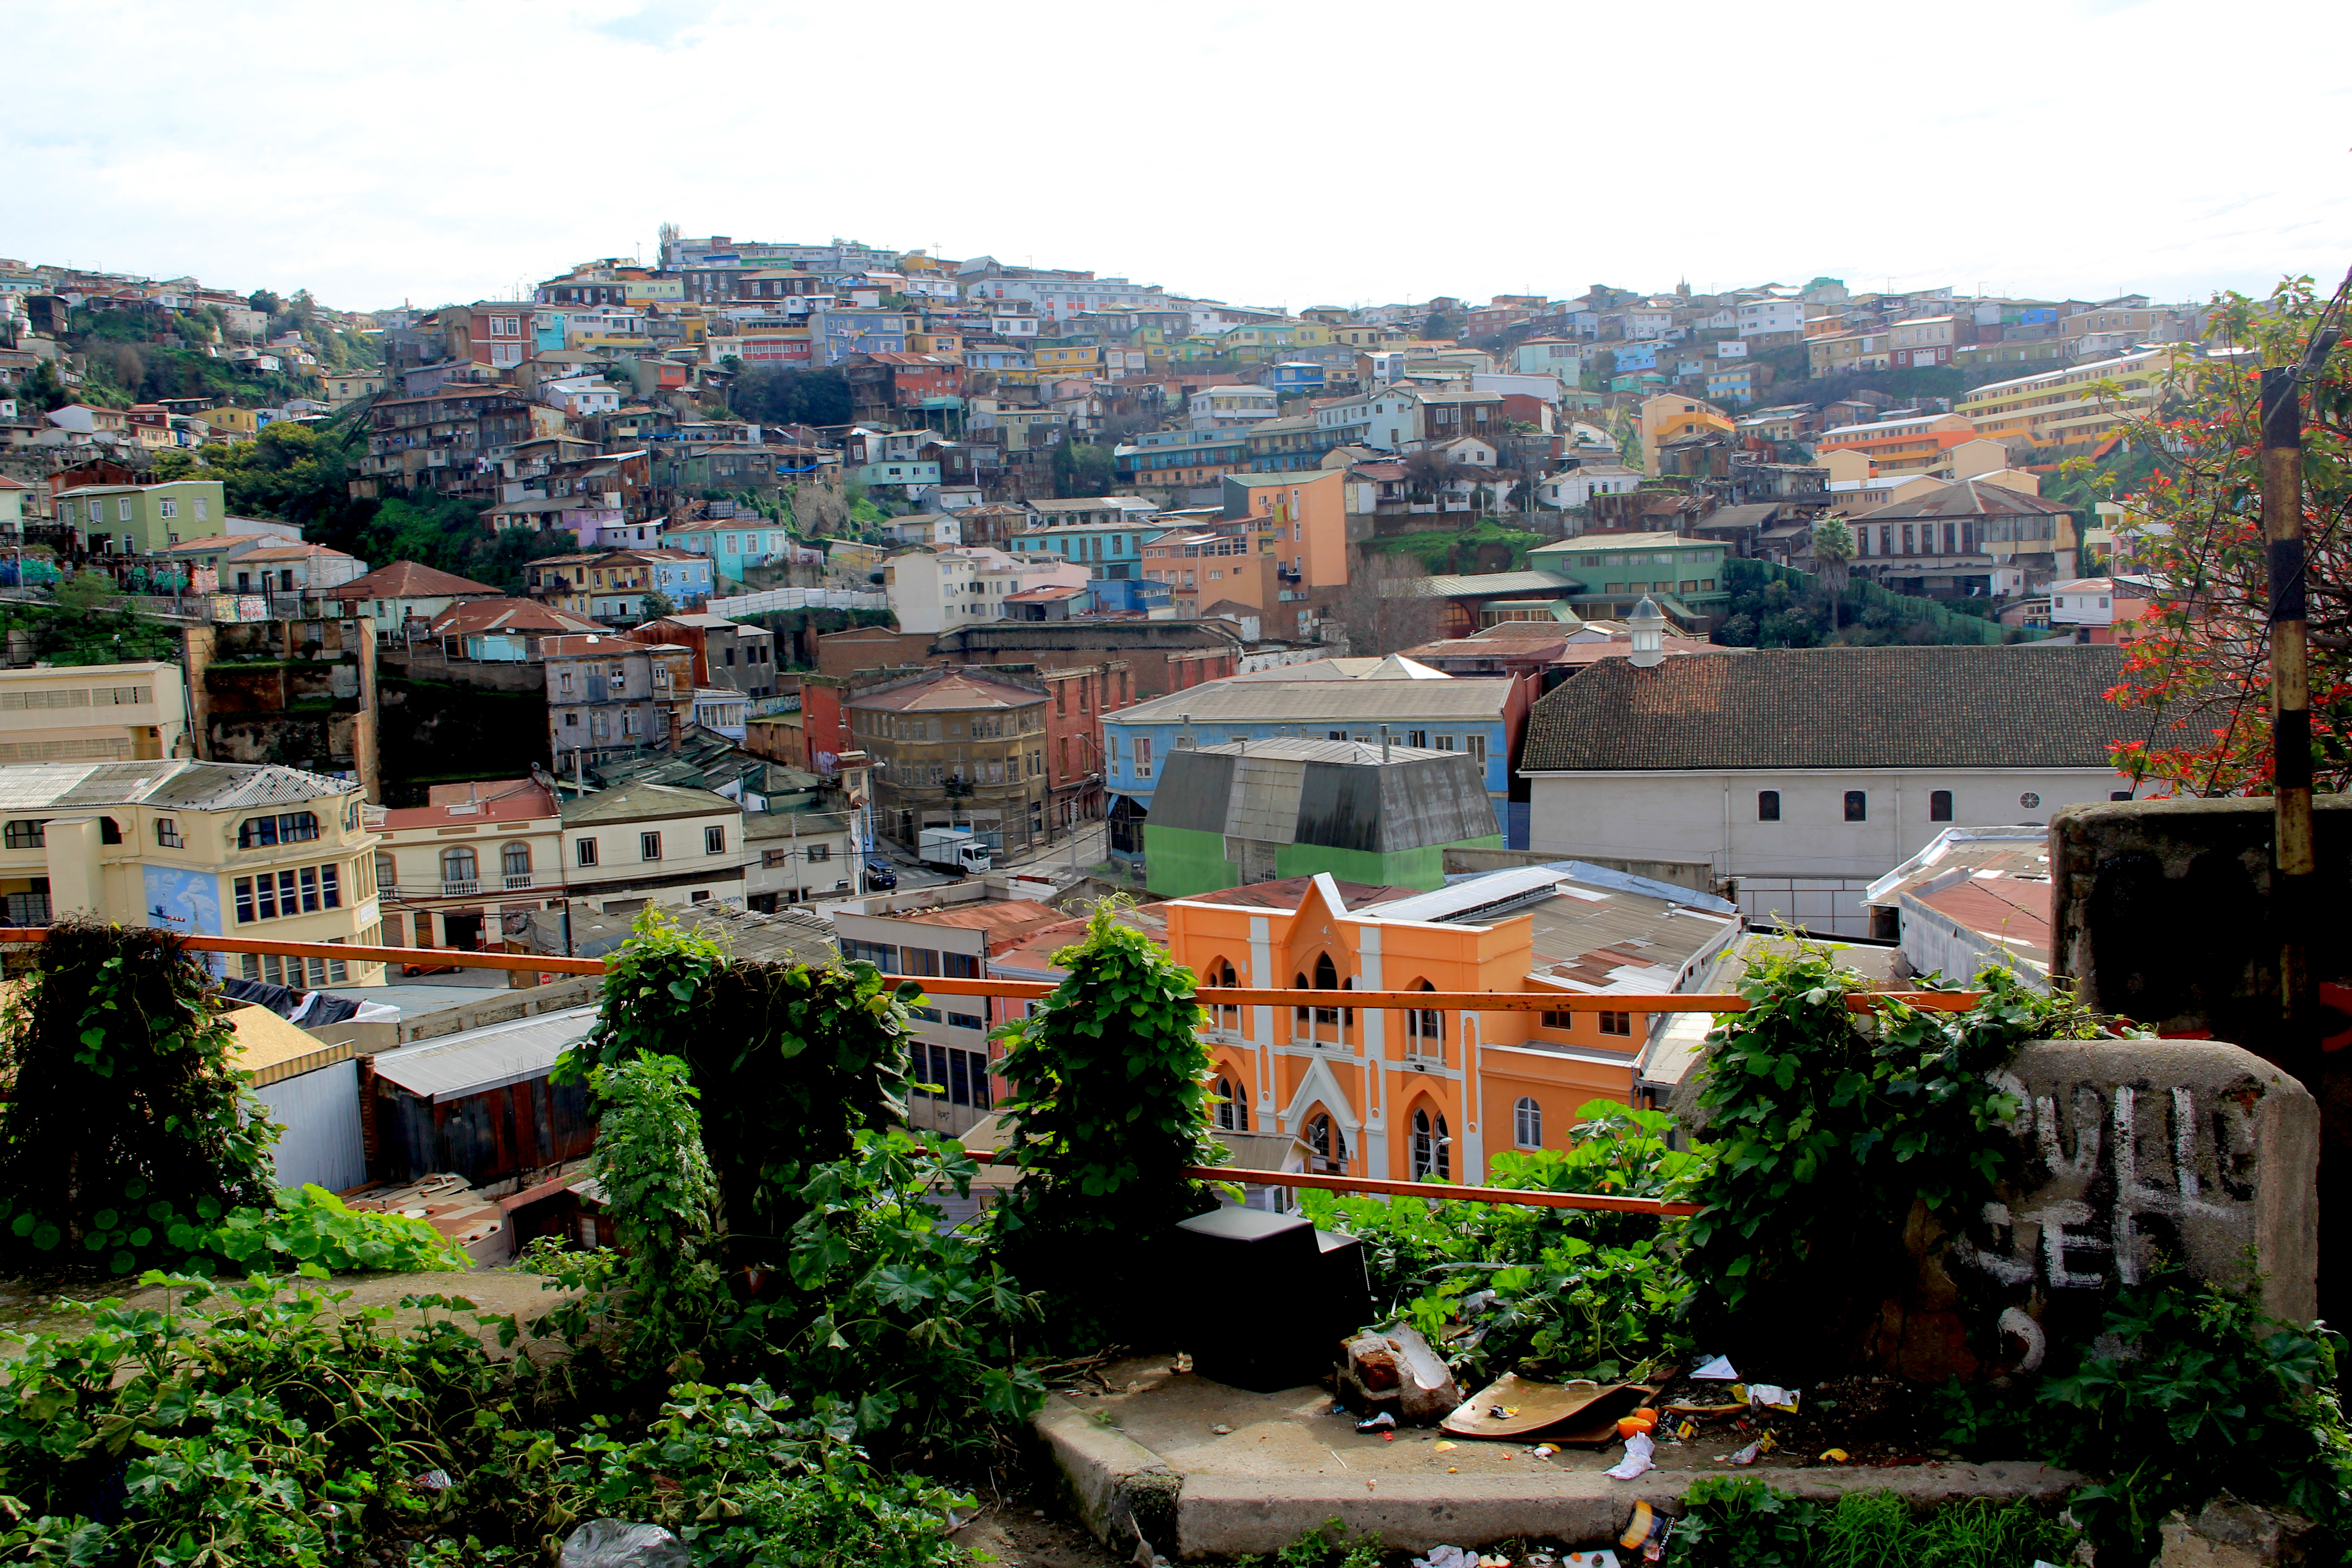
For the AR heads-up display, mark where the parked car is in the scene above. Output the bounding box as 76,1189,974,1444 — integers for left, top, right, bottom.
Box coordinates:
863,858,898,891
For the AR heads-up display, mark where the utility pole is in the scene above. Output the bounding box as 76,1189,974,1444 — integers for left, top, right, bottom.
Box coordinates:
2261,353,2322,1075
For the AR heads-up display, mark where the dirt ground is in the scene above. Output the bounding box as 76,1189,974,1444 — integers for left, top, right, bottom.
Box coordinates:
0,1262,578,1362
956,1488,1132,1568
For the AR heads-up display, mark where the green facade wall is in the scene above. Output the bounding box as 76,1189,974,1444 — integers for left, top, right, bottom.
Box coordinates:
1141,824,1240,899
1274,837,1503,892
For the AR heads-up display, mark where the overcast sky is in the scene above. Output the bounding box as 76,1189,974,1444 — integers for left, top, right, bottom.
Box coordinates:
9,0,2347,314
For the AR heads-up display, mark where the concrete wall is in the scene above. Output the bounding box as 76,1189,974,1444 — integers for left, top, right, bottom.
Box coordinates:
1872,1037,2317,1382
2048,796,2352,1042
1529,767,2139,936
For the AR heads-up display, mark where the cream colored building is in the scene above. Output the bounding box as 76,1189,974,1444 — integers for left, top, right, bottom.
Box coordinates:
0,759,384,987
369,778,567,952
559,780,750,916
0,662,187,765
1955,348,2183,449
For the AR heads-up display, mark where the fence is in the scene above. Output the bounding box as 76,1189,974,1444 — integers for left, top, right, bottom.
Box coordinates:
708,585,888,617
0,926,1986,1220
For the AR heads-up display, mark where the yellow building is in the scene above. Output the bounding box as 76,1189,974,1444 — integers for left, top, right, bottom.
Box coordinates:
200,407,262,438
1033,344,1103,380
0,759,385,986
1955,348,2183,449
0,661,187,764
1637,393,1735,473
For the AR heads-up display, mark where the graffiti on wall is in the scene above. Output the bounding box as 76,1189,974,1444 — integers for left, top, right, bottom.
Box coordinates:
1955,1072,2264,1313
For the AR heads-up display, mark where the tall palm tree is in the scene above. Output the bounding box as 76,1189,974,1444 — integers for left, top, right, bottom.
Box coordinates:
1812,517,1857,634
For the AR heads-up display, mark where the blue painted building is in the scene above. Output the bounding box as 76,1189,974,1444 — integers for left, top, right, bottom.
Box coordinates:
808,309,911,366
659,519,804,587
1263,362,1326,393
1017,521,1155,580
641,551,716,607
1088,576,1172,615
1613,340,1669,372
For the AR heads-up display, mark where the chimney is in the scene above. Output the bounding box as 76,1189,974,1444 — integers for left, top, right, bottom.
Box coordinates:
1627,597,1667,669
1381,725,1390,762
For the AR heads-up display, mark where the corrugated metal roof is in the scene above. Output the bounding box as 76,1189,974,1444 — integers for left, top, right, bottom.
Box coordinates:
1114,678,1513,726
0,760,357,811
1388,571,1576,600
369,1006,594,1102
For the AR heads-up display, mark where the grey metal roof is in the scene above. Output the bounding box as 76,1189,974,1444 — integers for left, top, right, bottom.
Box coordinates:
1386,570,1577,599
1114,677,1514,726
369,1006,595,1103
1151,742,1496,853
0,760,358,812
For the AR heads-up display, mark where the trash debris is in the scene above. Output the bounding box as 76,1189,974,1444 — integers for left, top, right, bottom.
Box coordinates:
1749,1384,1801,1414
1330,1403,1350,1416
1563,1554,1620,1568
1530,1443,1558,1459
1819,1448,1849,1463
1490,1406,1521,1419
1690,1355,1740,1380
1621,1500,1675,1554
1356,1411,1397,1433
1434,1440,1459,1451
1606,1431,1656,1481
1615,1407,1659,1439
1209,1424,1233,1436
1343,1324,1462,1425
1383,1432,1396,1443
412,1469,451,1492
1477,1557,1510,1568
1523,1554,1560,1568
560,1519,689,1568
1675,1419,1698,1441
1726,1432,1777,1466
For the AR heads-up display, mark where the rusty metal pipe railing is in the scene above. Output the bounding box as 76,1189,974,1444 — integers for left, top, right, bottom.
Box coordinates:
0,929,1983,1013
1179,1164,1701,1216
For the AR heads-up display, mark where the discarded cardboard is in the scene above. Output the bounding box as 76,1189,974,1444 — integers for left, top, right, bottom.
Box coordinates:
1441,1373,1662,1446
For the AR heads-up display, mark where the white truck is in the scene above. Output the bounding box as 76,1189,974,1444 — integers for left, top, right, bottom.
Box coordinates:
919,826,993,875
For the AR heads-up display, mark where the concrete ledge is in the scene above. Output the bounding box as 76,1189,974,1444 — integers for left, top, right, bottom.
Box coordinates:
1033,1389,2080,1560
1033,1393,1179,1547
1172,1463,2080,1556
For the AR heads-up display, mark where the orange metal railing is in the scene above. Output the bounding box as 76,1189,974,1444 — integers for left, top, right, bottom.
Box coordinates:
0,926,1968,1221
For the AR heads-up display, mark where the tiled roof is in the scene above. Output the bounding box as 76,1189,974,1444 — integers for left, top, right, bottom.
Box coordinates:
426,598,602,637
847,669,1045,712
334,561,503,599
1520,646,2136,772
1851,480,2075,523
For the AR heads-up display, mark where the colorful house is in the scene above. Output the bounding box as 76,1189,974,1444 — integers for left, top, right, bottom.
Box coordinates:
1159,866,1741,1181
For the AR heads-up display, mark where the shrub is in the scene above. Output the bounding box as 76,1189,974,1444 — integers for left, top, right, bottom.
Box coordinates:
563,908,917,1272
1674,1478,2073,1568
1680,951,2097,1350
990,902,1225,1349
0,921,280,1275
1940,1266,2352,1564
1300,1101,1700,1382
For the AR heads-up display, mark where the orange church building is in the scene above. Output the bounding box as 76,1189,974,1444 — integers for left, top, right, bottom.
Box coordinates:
1157,867,1741,1184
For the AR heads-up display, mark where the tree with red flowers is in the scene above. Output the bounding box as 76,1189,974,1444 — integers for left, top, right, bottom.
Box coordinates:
2094,277,2350,796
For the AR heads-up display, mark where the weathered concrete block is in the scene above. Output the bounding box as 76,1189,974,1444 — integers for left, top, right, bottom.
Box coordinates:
2159,1493,2317,1566
1952,1038,2320,1357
